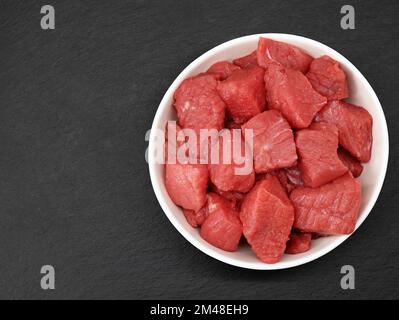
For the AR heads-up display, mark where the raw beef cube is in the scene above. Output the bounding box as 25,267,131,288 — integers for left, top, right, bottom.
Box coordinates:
285,232,312,254
209,129,255,193
206,61,241,80
217,66,266,124
184,192,238,229
165,163,208,212
240,176,294,263
315,100,373,162
290,173,362,235
257,37,313,73
306,55,349,100
295,122,348,188
200,194,242,252
233,50,258,68
338,148,363,178
183,207,207,228
264,63,327,128
242,110,297,173
174,74,225,133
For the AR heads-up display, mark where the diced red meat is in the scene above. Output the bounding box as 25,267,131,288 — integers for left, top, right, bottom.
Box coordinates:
233,50,258,68
174,73,225,133
257,37,313,73
264,63,327,128
183,207,207,228
209,129,255,193
295,122,348,188
164,38,373,260
217,65,266,124
240,176,294,263
306,55,349,100
183,191,241,228
200,194,242,252
290,173,361,235
338,148,363,178
165,163,208,212
315,100,373,162
242,110,297,173
285,232,312,254
206,61,241,80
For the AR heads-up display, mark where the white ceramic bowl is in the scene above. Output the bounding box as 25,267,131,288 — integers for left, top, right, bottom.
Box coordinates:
148,33,389,270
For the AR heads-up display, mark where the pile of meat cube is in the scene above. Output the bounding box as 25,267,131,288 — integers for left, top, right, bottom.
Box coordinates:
164,37,372,264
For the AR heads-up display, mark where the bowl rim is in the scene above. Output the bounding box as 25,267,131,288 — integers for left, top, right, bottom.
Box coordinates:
148,33,389,270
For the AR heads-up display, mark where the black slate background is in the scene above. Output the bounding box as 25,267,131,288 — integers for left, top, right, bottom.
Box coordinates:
0,0,398,300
